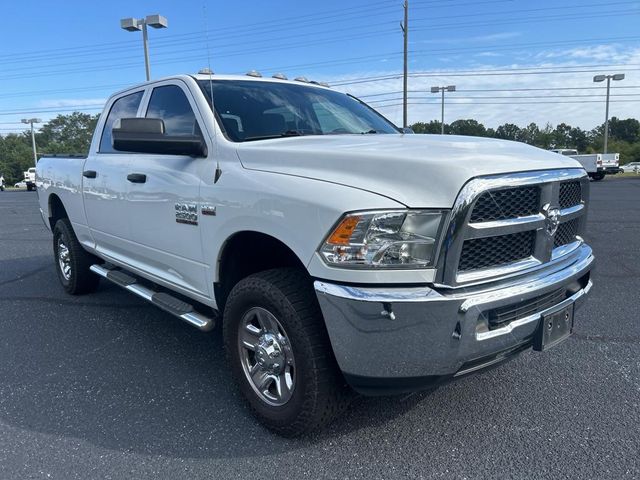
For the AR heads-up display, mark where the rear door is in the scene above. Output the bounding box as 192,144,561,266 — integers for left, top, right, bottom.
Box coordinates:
124,81,210,296
83,89,145,261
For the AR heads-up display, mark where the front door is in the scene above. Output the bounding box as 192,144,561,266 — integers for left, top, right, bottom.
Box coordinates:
125,82,209,296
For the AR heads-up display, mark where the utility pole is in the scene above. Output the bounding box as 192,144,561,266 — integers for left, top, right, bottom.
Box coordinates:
593,73,624,153
401,0,409,128
21,118,41,167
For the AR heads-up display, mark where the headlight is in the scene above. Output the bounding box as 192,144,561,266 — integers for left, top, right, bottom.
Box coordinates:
319,210,446,269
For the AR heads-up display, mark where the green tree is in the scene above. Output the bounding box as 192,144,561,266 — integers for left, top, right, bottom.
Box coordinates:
37,112,99,155
495,123,521,141
607,117,640,144
410,120,443,134
516,123,540,145
569,127,589,152
0,133,33,184
551,123,572,148
448,119,486,137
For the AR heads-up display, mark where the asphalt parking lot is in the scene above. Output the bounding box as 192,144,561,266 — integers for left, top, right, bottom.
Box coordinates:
0,178,638,479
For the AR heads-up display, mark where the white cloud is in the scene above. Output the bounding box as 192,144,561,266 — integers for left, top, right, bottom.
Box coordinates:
38,98,106,108
413,31,522,46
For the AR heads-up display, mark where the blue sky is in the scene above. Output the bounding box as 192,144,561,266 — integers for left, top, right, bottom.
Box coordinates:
1,0,639,133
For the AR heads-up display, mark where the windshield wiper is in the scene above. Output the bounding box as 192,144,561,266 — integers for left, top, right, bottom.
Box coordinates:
243,130,310,142
360,129,379,134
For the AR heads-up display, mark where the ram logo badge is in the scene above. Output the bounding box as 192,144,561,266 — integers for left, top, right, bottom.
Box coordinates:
175,203,198,225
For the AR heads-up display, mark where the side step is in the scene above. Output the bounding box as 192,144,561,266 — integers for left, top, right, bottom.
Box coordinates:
90,264,215,332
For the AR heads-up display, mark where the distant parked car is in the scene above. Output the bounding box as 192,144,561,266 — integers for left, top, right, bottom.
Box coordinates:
620,162,640,173
14,181,27,189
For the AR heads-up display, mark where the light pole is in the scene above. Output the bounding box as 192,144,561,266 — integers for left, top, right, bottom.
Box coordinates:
593,73,625,153
120,14,168,81
21,118,42,167
431,85,456,134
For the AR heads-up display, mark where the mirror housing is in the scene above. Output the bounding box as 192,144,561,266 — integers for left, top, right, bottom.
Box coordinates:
401,127,415,134
112,118,207,157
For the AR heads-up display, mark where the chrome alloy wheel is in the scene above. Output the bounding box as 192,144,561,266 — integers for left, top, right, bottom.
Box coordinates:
57,236,71,281
238,307,296,406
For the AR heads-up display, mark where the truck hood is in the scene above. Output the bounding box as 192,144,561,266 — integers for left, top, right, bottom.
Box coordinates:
236,134,583,208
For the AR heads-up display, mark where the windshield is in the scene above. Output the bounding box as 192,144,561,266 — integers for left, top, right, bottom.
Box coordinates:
198,80,399,142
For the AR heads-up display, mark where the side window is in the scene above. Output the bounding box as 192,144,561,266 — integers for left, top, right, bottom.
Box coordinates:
99,91,144,153
146,85,201,137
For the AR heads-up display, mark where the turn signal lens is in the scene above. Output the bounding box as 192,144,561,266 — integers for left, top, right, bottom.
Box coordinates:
327,215,361,245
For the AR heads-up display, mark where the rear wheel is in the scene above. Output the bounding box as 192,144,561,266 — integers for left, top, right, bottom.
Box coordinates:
590,172,605,181
223,268,351,436
53,219,100,295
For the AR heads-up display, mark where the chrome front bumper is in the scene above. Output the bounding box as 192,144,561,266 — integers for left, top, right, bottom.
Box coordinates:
314,244,594,395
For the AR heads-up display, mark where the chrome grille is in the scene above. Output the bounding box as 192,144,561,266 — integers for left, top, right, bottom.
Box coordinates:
440,169,589,286
459,230,535,271
559,181,582,209
470,186,540,222
554,218,579,248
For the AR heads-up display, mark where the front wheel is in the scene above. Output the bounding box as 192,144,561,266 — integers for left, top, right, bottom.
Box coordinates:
53,219,101,295
223,268,351,436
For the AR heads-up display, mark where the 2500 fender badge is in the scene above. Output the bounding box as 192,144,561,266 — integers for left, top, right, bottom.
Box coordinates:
175,203,198,225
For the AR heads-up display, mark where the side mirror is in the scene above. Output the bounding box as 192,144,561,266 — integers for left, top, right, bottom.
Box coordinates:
112,118,207,157
401,127,415,134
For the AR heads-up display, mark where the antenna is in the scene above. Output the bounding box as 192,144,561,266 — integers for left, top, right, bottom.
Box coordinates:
203,4,221,183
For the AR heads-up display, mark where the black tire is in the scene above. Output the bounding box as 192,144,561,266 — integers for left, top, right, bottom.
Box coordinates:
590,173,605,181
223,268,352,436
53,218,101,295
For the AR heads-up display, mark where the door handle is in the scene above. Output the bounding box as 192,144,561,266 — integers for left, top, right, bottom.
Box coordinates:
127,173,147,183
82,170,97,178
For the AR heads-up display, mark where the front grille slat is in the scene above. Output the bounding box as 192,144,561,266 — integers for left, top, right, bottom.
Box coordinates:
554,218,579,248
470,186,540,223
559,181,582,209
459,230,536,271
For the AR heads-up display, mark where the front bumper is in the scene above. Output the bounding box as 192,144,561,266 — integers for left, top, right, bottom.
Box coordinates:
314,244,594,395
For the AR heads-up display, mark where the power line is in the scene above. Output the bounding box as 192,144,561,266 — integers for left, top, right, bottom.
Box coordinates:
411,0,640,22
366,94,640,104
374,99,640,107
0,3,399,66
358,85,640,98
330,64,640,86
412,8,640,32
0,106,103,116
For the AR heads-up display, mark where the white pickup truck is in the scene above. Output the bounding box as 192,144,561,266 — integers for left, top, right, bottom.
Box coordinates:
37,73,594,435
550,149,620,181
24,167,37,191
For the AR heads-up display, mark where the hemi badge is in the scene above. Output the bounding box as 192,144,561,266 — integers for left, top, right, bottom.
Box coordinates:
201,205,217,216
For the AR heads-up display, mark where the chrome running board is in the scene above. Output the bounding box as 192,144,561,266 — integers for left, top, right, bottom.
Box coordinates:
90,264,215,332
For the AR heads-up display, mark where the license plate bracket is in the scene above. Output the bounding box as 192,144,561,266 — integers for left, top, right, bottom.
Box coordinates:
533,303,574,351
